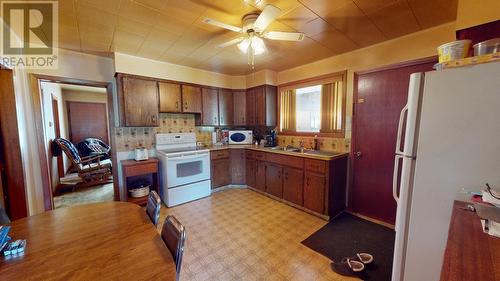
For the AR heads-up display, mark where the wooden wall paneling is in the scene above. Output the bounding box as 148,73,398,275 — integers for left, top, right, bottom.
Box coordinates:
0,70,28,218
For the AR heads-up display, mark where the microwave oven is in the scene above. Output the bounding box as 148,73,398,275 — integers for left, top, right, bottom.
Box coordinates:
229,130,253,145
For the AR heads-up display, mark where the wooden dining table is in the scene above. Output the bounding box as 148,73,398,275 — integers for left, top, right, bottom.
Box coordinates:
0,202,176,280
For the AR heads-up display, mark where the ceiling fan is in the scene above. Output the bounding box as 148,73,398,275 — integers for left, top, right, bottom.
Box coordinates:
202,4,305,68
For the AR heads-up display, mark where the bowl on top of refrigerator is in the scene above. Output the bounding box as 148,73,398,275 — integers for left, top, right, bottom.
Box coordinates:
437,40,472,62
473,38,500,56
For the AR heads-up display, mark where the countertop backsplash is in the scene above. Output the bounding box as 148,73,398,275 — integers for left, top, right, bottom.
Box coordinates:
114,113,350,153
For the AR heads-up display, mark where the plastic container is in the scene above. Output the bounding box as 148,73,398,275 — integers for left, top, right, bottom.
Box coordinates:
473,38,500,56
437,40,471,63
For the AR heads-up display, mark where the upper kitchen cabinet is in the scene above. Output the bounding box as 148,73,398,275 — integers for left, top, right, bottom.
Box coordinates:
233,90,246,126
116,73,159,127
218,89,234,126
181,85,202,113
159,82,182,113
202,88,219,126
246,88,256,125
248,85,277,127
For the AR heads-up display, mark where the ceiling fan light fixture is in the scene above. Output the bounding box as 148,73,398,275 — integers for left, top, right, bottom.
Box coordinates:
237,36,266,55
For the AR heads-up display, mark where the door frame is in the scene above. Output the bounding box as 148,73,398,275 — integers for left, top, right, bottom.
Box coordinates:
0,68,28,219
51,95,65,182
30,74,118,211
349,56,437,214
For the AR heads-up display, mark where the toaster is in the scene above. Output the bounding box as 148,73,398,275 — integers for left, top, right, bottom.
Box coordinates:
134,147,149,161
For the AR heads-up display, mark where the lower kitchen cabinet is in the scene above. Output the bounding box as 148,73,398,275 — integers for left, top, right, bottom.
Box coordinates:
303,172,326,214
211,158,230,189
283,167,304,206
255,161,266,192
245,158,255,188
266,164,283,198
231,149,246,185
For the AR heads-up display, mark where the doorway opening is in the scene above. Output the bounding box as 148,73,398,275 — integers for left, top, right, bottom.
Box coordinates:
34,76,117,210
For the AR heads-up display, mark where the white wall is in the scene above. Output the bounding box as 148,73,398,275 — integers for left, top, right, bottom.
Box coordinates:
40,82,69,190
114,53,247,89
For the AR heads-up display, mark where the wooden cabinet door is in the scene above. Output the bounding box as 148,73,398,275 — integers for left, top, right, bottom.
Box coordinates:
283,167,304,206
264,85,277,126
245,158,255,188
231,149,246,185
246,88,255,125
181,85,202,113
159,82,182,113
304,172,326,214
266,164,283,198
121,76,159,127
233,90,246,125
218,89,233,126
202,88,219,126
255,161,266,192
254,86,266,126
211,158,230,189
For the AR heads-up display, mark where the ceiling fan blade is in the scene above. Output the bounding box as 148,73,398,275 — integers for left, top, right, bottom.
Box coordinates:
263,31,305,41
202,18,242,33
218,37,245,48
254,4,281,31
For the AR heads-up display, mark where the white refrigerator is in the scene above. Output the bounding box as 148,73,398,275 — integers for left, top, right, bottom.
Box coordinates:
391,61,500,281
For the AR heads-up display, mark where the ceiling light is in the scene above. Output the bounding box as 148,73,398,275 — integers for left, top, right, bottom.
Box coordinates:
237,36,266,55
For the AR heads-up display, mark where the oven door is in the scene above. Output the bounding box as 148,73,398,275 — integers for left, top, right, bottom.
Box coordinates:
166,152,210,188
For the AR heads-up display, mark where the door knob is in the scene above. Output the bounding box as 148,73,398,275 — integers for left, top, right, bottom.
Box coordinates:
355,151,362,158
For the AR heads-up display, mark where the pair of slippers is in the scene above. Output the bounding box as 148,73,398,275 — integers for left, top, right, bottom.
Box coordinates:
331,253,374,279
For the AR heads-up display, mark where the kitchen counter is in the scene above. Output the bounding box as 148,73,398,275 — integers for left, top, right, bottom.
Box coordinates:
205,144,349,161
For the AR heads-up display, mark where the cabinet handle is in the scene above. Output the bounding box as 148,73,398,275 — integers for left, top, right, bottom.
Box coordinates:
285,172,288,180
278,171,281,179
151,115,157,124
175,101,179,109
306,177,310,186
184,101,188,110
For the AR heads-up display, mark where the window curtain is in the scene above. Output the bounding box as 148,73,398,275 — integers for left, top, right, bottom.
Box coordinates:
320,81,343,133
280,89,296,132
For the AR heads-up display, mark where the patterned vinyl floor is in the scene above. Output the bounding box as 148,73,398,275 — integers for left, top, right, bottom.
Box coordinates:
158,188,357,281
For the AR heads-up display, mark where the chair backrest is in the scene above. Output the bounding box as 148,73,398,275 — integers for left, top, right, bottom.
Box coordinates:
146,191,161,226
0,206,10,225
77,138,110,158
161,215,186,281
54,138,81,163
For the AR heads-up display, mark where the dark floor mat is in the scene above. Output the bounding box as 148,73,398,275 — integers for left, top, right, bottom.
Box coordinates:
302,212,395,281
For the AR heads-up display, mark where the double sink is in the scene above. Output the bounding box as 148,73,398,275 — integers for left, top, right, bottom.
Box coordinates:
266,146,342,157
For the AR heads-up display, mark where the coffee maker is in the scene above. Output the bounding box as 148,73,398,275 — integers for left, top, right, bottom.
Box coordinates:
265,130,277,147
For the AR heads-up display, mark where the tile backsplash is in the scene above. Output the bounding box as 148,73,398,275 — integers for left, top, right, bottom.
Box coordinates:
277,135,351,153
114,113,212,152
114,113,350,153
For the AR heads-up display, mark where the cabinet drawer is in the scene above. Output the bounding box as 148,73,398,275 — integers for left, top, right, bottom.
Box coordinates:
266,153,303,169
211,149,230,160
305,159,326,173
245,150,255,159
123,163,157,177
254,151,266,160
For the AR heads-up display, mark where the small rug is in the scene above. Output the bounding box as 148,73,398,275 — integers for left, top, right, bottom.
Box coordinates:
54,183,114,209
302,212,395,281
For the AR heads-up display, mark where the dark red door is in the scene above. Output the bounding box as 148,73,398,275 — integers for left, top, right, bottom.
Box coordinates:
351,59,435,224
67,102,108,144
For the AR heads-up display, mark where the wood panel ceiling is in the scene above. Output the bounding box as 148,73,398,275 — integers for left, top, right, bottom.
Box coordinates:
55,0,457,74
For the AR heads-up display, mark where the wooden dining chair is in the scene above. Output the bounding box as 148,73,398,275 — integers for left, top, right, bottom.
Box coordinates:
146,191,161,226
161,215,186,281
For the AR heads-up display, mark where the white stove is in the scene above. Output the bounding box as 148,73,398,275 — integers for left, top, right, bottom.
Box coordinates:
156,133,211,207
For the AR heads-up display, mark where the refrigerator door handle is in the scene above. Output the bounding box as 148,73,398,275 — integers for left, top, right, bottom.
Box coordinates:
393,154,403,203
395,105,408,155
